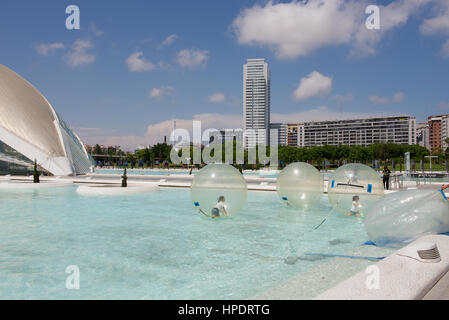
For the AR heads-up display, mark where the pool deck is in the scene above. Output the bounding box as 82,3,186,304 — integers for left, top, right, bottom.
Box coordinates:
3,173,279,192
251,235,449,300
315,235,449,300
423,267,449,300
4,173,448,193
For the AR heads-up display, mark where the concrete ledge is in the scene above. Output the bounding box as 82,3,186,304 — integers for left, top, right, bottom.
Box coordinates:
76,183,159,196
0,180,73,189
423,268,449,300
315,235,449,300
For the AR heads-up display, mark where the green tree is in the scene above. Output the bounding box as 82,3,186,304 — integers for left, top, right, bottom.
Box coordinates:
136,148,154,165
93,144,102,155
125,153,136,168
335,145,351,161
276,143,431,169
121,168,127,188
33,159,40,183
151,143,172,162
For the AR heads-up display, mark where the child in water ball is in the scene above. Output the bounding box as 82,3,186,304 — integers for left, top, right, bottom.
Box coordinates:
201,196,229,218
347,196,362,217
211,196,228,217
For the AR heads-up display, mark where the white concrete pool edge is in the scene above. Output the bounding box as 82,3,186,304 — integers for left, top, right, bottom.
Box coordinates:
6,174,447,194
315,234,449,300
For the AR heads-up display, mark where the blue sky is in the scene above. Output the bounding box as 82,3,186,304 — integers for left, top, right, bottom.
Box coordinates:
0,0,448,149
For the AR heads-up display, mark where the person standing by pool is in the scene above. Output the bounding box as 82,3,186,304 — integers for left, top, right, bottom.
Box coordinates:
382,166,391,190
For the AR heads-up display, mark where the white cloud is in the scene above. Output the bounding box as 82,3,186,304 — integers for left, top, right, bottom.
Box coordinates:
393,91,405,102
369,95,390,105
148,108,392,148
75,114,241,150
209,93,226,103
351,0,423,56
370,92,405,104
71,127,116,136
75,107,395,150
126,52,156,72
438,101,449,109
89,24,105,37
442,39,449,58
158,60,174,71
232,0,359,59
271,106,393,123
420,6,449,35
73,126,151,151
334,94,354,104
419,1,449,58
159,34,178,48
231,0,437,59
149,86,174,100
145,113,242,144
64,40,95,67
229,96,241,107
35,42,64,56
293,71,332,101
176,49,209,68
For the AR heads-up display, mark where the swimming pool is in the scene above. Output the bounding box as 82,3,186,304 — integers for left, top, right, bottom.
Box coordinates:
0,186,386,299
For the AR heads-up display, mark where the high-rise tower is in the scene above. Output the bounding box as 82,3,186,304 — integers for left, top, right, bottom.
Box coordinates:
243,58,270,148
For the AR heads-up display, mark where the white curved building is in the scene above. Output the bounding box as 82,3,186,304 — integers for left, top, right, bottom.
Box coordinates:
0,64,93,176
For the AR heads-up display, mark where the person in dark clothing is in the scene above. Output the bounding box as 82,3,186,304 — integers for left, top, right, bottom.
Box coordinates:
382,166,391,190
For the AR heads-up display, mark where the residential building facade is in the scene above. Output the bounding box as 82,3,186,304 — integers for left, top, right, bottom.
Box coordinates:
286,123,305,147
293,116,416,147
441,116,449,151
427,115,448,152
269,123,287,146
416,122,430,150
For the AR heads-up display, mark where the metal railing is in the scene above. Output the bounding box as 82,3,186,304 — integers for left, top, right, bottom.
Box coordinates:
390,173,404,190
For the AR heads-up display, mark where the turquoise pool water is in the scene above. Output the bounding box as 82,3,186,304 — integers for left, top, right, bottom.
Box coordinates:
0,186,371,299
